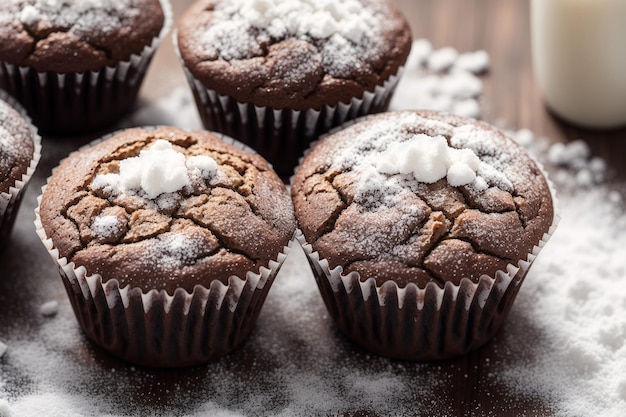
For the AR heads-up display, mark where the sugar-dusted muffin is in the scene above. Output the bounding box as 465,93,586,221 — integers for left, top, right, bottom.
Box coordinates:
292,110,558,361
0,0,172,134
36,126,296,367
0,92,41,246
176,0,412,178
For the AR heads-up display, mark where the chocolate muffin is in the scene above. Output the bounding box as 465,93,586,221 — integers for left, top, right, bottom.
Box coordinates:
292,110,558,361
176,0,412,178
37,126,296,367
0,93,40,245
0,0,171,134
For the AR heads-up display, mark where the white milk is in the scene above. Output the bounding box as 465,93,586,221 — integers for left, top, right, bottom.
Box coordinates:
531,0,626,129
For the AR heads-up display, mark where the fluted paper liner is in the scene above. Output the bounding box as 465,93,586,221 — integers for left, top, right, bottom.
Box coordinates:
175,33,403,178
0,91,42,243
0,0,173,134
33,128,293,367
295,165,560,361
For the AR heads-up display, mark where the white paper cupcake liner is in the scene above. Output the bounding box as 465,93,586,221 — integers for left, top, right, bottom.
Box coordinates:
295,159,560,361
174,34,402,178
0,0,173,134
34,127,294,367
0,91,42,243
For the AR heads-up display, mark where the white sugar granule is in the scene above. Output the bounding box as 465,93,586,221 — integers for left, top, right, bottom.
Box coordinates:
453,50,490,74
39,301,59,317
427,46,458,72
0,342,7,358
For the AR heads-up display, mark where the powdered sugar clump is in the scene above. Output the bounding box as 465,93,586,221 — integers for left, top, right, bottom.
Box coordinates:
198,0,381,73
427,46,458,72
391,39,489,119
548,140,607,187
453,50,490,74
376,134,482,187
91,139,217,200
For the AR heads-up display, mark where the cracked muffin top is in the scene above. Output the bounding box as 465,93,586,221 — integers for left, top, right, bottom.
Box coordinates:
0,0,165,73
292,111,555,288
39,127,296,293
176,0,411,110
0,98,35,195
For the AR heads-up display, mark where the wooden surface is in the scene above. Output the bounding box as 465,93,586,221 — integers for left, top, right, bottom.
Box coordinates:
1,1,625,416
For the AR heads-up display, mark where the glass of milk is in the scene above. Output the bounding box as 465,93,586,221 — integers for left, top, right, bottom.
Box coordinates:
531,0,626,129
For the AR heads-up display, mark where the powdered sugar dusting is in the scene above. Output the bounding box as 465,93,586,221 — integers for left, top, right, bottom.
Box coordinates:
196,0,387,78
0,126,18,171
148,232,208,270
91,215,123,240
14,0,132,35
0,99,34,185
331,112,516,209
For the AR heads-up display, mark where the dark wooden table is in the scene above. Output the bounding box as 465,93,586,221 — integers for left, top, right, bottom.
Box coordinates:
1,1,624,416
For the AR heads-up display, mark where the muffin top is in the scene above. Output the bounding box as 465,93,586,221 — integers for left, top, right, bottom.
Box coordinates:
292,111,555,288
0,98,35,195
39,127,296,293
177,0,412,110
0,0,165,73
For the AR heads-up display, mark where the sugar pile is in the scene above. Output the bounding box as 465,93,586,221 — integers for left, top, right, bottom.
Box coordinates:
496,127,626,417
390,39,488,119
1,50,626,417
